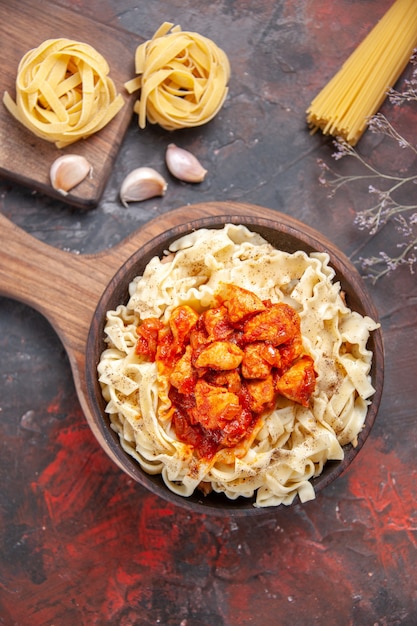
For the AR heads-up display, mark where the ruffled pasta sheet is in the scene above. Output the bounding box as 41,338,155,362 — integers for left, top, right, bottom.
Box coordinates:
98,224,379,507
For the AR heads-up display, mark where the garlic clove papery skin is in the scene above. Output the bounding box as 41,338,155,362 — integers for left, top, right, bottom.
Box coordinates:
165,144,207,183
50,154,92,195
120,167,168,207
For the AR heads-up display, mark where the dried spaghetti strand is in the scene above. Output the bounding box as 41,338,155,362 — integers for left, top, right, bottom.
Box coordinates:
306,0,417,145
3,38,125,148
125,22,230,130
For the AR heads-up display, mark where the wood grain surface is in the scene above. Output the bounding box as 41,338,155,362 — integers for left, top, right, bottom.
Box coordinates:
0,0,141,209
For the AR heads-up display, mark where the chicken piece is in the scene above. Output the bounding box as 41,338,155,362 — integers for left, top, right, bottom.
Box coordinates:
190,380,242,430
245,375,276,414
136,317,164,360
279,335,304,371
276,355,316,407
241,342,281,379
243,302,300,346
194,340,244,370
202,305,234,341
221,404,254,447
156,325,179,366
169,345,196,394
189,326,210,356
221,284,266,323
206,369,242,393
169,305,199,348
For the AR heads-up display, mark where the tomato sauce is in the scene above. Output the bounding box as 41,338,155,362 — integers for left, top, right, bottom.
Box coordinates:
135,284,317,460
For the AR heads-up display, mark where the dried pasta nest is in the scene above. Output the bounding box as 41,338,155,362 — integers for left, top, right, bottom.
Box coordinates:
3,38,125,148
125,22,231,130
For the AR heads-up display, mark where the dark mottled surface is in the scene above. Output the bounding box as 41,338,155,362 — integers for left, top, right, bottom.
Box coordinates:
1,1,417,624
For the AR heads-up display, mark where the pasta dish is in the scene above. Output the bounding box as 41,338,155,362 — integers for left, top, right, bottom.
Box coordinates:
97,224,379,507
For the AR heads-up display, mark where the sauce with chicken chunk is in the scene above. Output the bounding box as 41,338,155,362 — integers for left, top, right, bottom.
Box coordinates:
135,284,317,459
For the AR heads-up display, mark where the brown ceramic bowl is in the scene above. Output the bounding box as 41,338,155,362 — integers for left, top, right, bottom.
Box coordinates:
85,214,384,515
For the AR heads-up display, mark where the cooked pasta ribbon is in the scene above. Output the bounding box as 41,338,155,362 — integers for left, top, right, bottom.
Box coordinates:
306,0,417,145
97,225,380,508
3,38,125,148
125,22,230,130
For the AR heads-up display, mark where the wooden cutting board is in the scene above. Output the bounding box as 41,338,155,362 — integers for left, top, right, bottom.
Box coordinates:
0,0,142,209
0,203,384,512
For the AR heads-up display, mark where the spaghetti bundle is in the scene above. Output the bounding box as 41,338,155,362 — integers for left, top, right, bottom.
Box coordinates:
125,22,230,130
3,38,125,148
306,0,417,145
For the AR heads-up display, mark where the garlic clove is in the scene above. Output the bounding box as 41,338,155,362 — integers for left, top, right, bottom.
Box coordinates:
50,154,92,195
165,143,207,183
120,167,168,207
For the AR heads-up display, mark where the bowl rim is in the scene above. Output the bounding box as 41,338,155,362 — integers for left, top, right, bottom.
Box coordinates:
85,213,384,516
